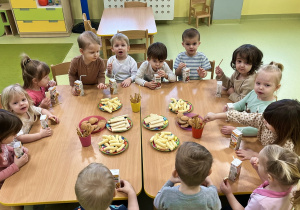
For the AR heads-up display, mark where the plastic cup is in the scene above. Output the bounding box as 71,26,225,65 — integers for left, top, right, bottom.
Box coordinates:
192,127,204,139
131,101,141,113
79,135,91,147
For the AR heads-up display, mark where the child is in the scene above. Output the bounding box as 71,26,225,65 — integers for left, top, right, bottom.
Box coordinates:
75,163,139,210
204,99,300,160
69,31,106,96
135,42,176,89
21,54,56,109
1,84,60,144
220,145,300,210
106,33,137,88
215,44,263,102
154,142,222,210
174,28,211,81
221,61,283,136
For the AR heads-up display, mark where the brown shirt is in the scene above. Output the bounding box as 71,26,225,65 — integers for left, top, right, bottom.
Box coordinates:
68,55,105,86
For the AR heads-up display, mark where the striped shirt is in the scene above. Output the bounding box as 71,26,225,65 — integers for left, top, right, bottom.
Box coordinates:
174,52,211,80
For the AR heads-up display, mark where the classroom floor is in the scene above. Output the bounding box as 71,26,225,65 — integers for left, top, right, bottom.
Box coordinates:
0,17,299,210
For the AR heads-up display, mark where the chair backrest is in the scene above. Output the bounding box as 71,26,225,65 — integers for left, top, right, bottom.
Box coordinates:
124,2,147,8
191,0,207,5
206,60,215,79
165,59,173,70
51,62,71,84
83,13,97,34
137,61,144,69
103,59,108,69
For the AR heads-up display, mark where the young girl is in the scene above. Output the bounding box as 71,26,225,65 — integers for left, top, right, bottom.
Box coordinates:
220,145,300,210
215,44,263,102
221,61,283,136
21,54,56,109
106,33,138,88
204,99,300,160
1,84,60,143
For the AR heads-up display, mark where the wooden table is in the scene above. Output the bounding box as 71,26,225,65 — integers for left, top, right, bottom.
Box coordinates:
140,80,263,198
0,85,142,206
97,7,157,59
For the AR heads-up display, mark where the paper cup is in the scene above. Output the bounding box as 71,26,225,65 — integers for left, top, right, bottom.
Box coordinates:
131,101,141,113
79,135,91,147
192,127,204,139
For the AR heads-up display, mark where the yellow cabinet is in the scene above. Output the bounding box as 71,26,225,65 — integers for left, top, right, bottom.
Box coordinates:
17,20,66,32
10,0,37,9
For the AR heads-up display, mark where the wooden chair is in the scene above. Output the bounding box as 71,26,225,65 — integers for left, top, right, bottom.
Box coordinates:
124,1,147,8
189,0,211,27
51,62,71,84
206,60,215,79
118,29,149,60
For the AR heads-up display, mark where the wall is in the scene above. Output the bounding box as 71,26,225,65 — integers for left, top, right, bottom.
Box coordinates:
213,0,243,20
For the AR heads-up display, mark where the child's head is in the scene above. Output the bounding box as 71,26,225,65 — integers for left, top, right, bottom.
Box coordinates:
75,163,115,210
263,99,300,154
181,28,201,57
1,84,34,116
230,44,263,76
147,42,167,71
110,33,130,60
254,61,283,101
175,142,213,187
258,145,300,207
0,109,22,145
20,54,50,89
77,31,101,64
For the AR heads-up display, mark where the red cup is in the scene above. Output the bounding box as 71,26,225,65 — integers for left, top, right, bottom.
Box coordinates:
192,127,204,139
79,135,91,147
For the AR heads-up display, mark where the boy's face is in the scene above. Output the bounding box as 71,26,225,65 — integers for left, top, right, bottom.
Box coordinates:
111,39,130,60
182,37,201,57
147,58,165,71
80,43,100,65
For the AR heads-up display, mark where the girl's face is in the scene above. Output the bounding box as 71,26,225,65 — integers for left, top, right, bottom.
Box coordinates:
263,118,276,133
111,39,129,60
255,71,280,101
9,93,29,115
37,74,50,88
2,134,16,144
147,58,164,71
235,55,252,76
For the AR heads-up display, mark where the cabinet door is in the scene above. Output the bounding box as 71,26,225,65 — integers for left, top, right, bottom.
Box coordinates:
14,8,64,20
17,20,66,32
10,0,37,8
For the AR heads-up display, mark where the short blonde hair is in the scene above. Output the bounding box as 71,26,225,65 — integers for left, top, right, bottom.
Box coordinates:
110,33,129,46
257,61,284,87
77,31,101,49
75,163,115,210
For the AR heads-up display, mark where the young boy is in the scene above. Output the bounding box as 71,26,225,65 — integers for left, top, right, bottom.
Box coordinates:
135,42,176,89
75,163,139,210
106,33,137,88
174,28,211,81
154,142,221,210
69,31,106,96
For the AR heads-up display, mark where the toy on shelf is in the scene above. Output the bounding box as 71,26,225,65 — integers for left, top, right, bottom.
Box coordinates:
38,0,48,6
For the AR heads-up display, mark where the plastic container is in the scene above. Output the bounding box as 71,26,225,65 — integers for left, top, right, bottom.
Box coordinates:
79,135,91,147
131,101,141,113
192,127,204,139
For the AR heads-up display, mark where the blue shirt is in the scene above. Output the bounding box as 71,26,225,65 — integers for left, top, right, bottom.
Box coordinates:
75,204,127,210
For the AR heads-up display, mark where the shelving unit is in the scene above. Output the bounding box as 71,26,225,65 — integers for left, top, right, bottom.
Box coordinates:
0,3,18,36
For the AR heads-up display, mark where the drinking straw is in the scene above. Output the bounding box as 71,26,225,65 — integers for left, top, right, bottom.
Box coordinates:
218,59,223,66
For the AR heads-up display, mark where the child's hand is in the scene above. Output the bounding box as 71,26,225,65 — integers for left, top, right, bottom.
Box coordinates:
178,62,186,70
250,157,259,171
49,115,60,124
201,176,213,187
121,78,132,88
48,80,56,87
215,66,224,77
97,83,107,89
117,180,136,195
227,87,234,95
40,98,51,109
197,67,207,78
221,126,236,135
235,149,256,160
71,86,79,96
157,70,166,78
14,153,28,168
169,169,181,184
107,63,113,73
220,179,232,195
204,112,216,123
40,127,53,138
145,81,157,90
23,147,29,154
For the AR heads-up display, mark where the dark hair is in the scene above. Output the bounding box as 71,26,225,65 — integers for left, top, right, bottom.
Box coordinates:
175,142,213,186
77,31,101,49
263,99,300,155
147,42,167,61
21,54,50,89
230,44,263,75
0,109,22,152
182,28,200,41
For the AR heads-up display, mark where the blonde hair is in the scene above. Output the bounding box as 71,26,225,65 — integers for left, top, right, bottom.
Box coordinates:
110,33,130,46
256,61,284,87
75,163,115,210
77,31,101,49
1,84,36,121
20,54,50,89
261,145,300,208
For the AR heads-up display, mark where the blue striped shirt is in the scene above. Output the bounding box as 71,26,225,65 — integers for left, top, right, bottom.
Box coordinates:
174,52,211,80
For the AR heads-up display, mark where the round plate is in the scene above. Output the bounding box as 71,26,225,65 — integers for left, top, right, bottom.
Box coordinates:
143,115,168,131
98,101,122,113
169,100,193,114
106,116,133,132
176,113,202,131
99,136,128,155
151,133,180,152
79,116,107,134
